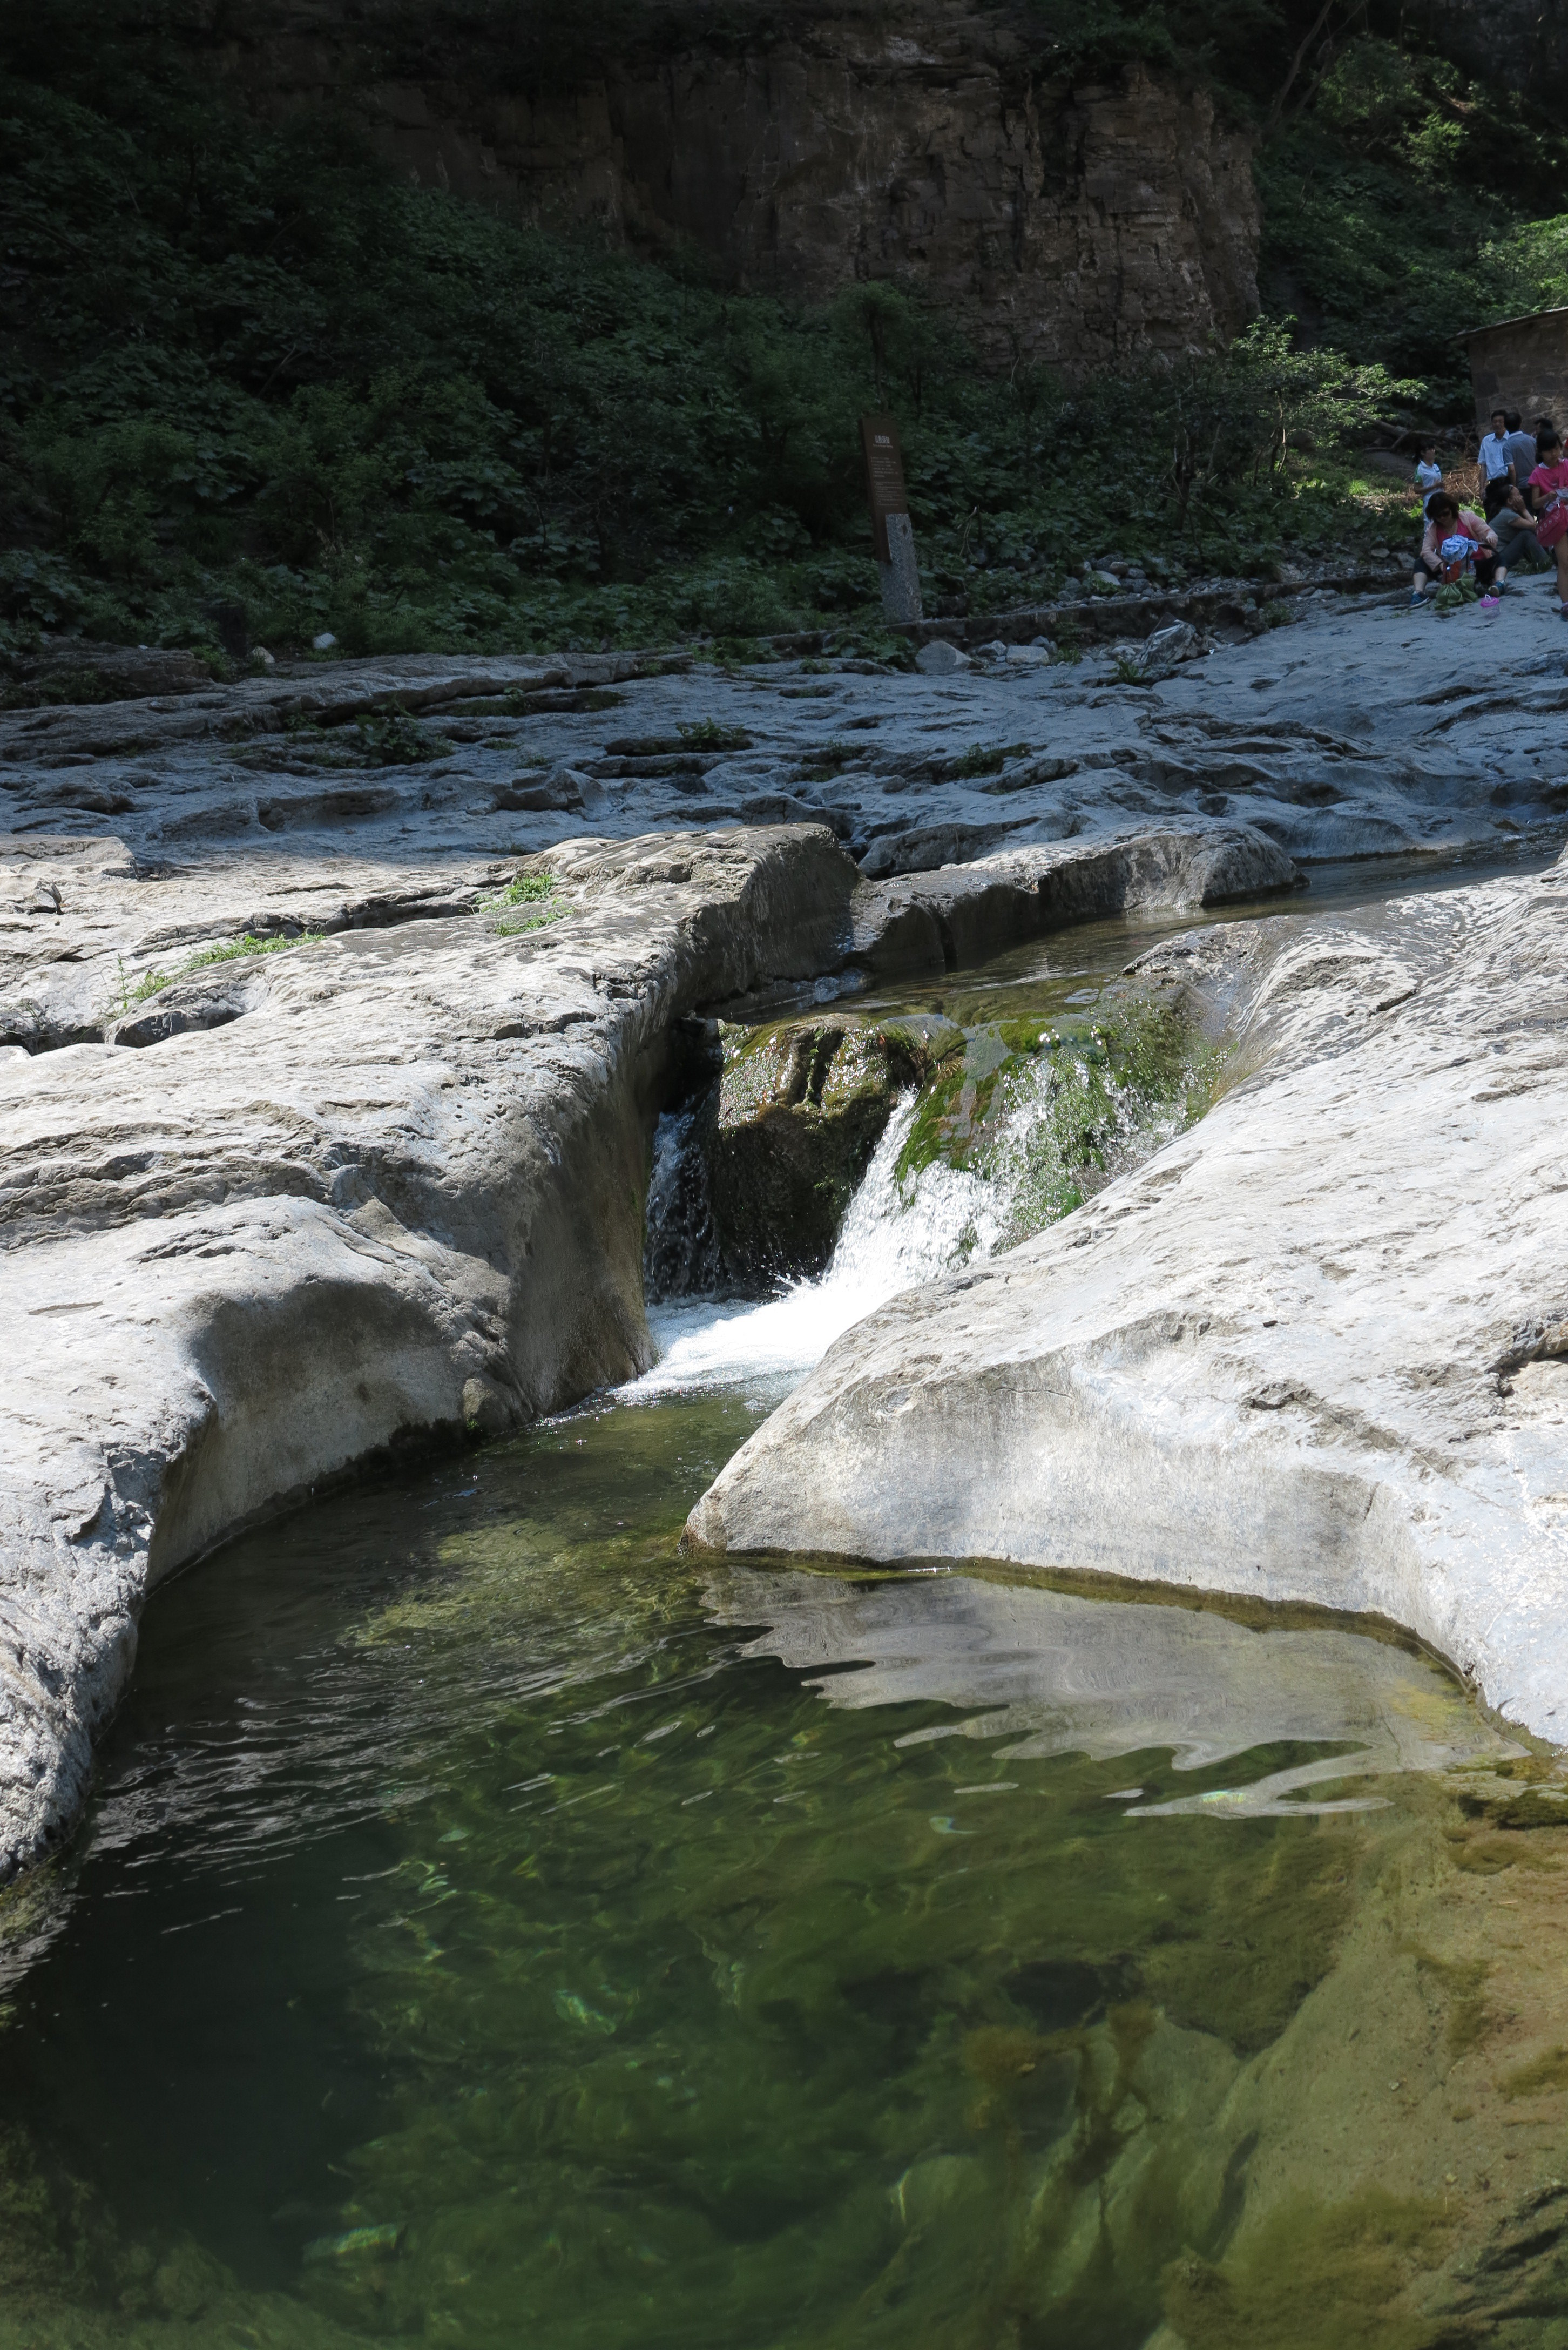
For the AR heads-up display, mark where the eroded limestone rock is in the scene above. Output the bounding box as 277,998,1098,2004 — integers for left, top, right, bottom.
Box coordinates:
0,792,1325,1882
0,825,857,1884
686,853,1568,1744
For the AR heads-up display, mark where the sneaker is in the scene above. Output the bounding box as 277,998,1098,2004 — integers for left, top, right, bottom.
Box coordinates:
1479,593,1500,611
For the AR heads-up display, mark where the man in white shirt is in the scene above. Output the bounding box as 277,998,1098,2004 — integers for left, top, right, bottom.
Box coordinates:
1478,409,1512,487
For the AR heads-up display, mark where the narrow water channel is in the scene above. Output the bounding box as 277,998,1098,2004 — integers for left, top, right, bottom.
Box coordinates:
2,852,1566,2349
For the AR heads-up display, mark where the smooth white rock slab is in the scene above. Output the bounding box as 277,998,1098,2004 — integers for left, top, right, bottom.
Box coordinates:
0,826,858,1881
688,854,1568,1740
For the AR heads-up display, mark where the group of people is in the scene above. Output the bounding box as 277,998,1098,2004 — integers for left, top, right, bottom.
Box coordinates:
1411,406,1568,617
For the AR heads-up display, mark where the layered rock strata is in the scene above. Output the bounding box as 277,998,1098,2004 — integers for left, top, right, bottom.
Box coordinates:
688,853,1568,1741
6,588,1565,965
217,3,1258,370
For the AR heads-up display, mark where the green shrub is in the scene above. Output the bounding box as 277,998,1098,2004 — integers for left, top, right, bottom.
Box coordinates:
354,710,454,766
678,719,754,751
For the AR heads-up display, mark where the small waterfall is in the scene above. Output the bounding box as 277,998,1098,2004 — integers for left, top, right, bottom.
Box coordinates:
627,1099,995,1400
626,1015,1206,1401
643,1106,720,1304
823,1096,995,1295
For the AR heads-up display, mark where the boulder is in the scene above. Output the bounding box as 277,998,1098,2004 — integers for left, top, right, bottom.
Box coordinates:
916,640,971,676
849,823,1299,976
1144,619,1200,668
702,1012,963,1285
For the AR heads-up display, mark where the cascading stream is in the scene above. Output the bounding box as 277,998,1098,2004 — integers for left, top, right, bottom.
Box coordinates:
630,1000,1199,1402
631,1096,977,1399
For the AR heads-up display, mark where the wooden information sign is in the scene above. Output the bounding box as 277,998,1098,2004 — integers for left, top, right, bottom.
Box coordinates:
860,411,922,622
860,412,909,561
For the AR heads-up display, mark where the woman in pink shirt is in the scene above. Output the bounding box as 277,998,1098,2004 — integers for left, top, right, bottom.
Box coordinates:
1527,424,1568,620
1412,491,1502,609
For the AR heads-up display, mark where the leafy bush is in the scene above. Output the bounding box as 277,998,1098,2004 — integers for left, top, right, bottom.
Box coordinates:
678,720,754,751
354,711,454,766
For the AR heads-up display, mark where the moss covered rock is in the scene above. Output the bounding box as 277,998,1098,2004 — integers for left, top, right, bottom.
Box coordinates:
703,1012,963,1287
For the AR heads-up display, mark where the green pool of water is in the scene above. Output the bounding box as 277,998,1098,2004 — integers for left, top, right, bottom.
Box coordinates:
0,1395,1542,2348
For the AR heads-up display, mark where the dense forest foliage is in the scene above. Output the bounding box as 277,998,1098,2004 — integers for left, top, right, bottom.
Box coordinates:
2,0,1566,663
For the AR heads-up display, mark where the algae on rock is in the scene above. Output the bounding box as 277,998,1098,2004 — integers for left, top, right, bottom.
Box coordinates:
888,983,1226,1247
693,984,1224,1294
701,1013,963,1288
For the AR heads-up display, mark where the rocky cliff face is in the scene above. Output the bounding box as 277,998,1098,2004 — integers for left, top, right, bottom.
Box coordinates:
218,3,1259,373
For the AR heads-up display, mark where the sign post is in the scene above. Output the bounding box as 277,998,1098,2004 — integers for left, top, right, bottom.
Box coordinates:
860,413,923,624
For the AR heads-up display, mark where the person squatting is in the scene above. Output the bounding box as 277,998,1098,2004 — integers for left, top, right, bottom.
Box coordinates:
1414,410,1568,619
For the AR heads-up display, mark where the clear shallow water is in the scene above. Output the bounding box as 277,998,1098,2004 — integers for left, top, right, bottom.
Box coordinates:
0,1393,1525,2350
3,861,1567,2347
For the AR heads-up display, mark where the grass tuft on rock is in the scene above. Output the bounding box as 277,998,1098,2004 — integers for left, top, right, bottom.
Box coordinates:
486,873,557,909
482,873,571,934
113,930,325,1013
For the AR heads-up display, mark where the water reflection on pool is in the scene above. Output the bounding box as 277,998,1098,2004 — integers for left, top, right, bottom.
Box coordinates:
3,1386,1562,2350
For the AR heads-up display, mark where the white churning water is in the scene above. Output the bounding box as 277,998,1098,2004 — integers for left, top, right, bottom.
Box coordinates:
621,1003,1192,1406
621,1095,1001,1402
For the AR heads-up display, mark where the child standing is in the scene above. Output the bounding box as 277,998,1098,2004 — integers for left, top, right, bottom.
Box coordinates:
1527,425,1568,619
1414,442,1443,496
